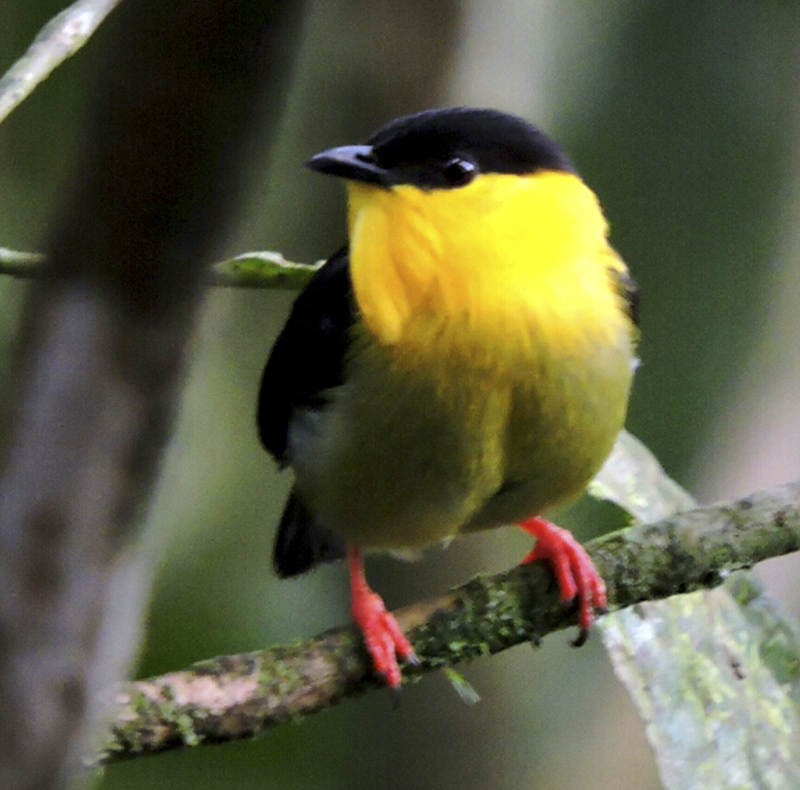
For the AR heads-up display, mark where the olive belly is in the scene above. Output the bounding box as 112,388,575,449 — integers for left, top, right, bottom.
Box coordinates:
288,328,634,550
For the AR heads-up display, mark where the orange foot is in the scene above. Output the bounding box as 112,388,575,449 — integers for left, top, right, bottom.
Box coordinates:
519,516,607,645
348,547,416,688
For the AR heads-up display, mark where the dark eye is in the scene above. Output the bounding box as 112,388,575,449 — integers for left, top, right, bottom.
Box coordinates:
441,156,477,187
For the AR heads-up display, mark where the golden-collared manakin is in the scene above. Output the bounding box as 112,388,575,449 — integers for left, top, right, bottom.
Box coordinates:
258,108,638,688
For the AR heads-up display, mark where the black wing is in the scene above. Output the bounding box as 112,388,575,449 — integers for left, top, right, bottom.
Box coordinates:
609,266,639,328
257,247,354,576
257,247,354,464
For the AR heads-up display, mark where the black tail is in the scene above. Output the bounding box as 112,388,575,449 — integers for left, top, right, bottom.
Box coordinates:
273,488,347,578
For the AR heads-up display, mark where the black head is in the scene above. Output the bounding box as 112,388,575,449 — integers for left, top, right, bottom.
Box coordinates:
307,107,573,190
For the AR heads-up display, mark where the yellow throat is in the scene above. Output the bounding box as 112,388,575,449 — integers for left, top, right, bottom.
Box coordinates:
346,170,630,363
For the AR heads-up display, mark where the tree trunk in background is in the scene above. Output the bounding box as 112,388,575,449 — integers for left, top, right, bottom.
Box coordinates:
0,2,306,787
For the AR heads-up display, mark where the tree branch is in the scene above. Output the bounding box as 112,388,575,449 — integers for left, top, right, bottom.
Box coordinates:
0,249,320,290
88,480,800,767
0,0,123,126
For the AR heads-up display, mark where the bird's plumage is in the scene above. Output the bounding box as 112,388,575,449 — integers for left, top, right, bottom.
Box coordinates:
257,107,638,684
258,247,353,467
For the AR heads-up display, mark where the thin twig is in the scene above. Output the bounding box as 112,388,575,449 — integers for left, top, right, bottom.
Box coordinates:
0,0,123,125
0,249,319,290
89,480,800,766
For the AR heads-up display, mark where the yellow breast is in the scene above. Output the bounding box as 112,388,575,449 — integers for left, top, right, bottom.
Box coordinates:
346,170,631,372
299,170,637,547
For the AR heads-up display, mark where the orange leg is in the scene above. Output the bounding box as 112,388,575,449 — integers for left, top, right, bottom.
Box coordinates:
348,547,416,688
519,517,607,644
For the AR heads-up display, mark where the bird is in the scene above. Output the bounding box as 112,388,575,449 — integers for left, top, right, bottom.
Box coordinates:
258,107,638,689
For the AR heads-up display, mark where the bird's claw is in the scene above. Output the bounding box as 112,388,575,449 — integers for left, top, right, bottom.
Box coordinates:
520,516,608,641
352,586,415,688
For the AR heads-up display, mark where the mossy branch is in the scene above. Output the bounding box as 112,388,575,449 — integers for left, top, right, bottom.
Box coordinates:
89,480,800,767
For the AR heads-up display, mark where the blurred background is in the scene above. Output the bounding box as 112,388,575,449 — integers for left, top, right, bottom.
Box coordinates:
2,1,800,788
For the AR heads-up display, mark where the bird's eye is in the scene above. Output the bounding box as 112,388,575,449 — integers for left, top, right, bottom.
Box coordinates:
441,156,477,187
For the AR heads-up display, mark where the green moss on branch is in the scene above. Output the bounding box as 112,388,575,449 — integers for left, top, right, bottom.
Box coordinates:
88,481,800,767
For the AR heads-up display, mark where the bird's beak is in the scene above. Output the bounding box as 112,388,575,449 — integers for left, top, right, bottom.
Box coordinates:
306,145,391,187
